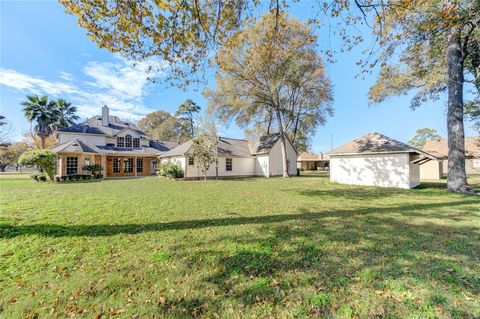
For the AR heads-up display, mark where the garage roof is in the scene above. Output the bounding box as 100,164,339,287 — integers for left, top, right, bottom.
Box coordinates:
328,132,437,159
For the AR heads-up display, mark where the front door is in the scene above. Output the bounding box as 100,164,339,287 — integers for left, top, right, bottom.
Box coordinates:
150,160,157,174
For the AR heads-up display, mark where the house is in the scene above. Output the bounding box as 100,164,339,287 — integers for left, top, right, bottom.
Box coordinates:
328,132,437,189
421,137,480,179
49,106,179,177
297,152,330,171
158,133,298,178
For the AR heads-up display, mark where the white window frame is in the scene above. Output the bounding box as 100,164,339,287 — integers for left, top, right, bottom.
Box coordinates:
117,137,125,147
226,158,232,171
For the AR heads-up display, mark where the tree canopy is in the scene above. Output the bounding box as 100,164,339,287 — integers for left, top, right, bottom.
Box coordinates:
206,12,332,172
408,128,442,149
137,110,191,142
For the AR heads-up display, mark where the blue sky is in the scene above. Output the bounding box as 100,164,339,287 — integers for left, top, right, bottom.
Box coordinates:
1,1,476,152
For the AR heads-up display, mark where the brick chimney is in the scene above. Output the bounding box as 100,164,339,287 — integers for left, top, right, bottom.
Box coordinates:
102,105,109,127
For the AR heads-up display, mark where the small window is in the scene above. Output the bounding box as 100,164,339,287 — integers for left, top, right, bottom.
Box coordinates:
117,137,124,147
113,158,121,173
124,158,134,173
226,158,232,171
84,157,91,166
137,158,143,173
133,138,140,148
188,156,194,166
125,135,132,148
66,157,78,175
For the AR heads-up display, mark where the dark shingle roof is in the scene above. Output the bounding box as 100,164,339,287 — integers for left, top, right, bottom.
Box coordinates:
56,124,105,135
250,133,281,154
49,139,100,154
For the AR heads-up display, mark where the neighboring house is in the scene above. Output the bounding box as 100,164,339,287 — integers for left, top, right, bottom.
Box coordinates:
328,132,436,189
421,137,480,179
49,106,179,177
159,133,298,178
297,152,330,171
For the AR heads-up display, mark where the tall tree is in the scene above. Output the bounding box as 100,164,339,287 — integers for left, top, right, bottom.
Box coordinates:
408,128,442,149
21,95,59,149
206,12,332,177
54,99,79,128
0,142,15,172
138,110,191,142
357,0,479,194
176,99,201,137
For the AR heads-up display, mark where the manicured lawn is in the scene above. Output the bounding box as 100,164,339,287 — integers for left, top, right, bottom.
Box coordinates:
0,174,479,318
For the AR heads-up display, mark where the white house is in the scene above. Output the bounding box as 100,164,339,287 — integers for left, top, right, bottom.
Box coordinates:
158,133,298,178
328,132,437,189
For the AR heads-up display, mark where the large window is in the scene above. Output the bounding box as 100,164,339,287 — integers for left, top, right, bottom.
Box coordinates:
124,158,134,173
117,137,124,147
113,158,121,173
66,157,78,175
137,158,143,173
125,135,132,148
226,158,232,171
133,138,140,148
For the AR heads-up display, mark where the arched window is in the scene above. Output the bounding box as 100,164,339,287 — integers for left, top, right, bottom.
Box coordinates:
125,135,132,147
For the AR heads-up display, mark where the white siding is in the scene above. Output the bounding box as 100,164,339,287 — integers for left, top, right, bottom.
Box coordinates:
267,138,298,176
58,133,106,145
330,153,416,189
163,155,255,178
255,155,269,176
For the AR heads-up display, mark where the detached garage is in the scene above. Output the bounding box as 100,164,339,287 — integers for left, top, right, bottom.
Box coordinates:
328,132,437,189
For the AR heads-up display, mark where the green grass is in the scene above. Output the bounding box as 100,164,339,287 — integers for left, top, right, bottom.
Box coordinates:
0,174,479,318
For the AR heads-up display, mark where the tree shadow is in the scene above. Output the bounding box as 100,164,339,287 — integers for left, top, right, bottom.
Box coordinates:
1,200,478,239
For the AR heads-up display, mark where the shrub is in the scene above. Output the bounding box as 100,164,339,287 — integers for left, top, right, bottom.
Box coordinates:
82,164,103,176
54,176,61,182
157,162,184,179
30,173,41,181
37,175,47,182
19,150,56,181
61,176,68,182
67,175,75,181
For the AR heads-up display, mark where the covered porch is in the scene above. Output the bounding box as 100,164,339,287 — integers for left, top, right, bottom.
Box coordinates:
56,154,158,177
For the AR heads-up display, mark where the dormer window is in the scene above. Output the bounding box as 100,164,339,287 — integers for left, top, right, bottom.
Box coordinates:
125,135,132,147
133,138,140,148
117,137,125,147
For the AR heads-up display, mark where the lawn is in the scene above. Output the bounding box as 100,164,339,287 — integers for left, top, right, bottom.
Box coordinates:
0,174,479,318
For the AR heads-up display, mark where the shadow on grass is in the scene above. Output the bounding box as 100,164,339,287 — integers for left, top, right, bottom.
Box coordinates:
1,200,478,239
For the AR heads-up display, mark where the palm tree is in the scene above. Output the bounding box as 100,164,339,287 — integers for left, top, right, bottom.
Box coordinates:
55,99,79,128
21,95,59,149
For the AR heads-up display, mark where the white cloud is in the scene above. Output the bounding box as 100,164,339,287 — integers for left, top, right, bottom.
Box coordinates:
0,56,168,121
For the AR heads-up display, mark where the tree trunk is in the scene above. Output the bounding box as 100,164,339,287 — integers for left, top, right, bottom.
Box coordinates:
446,27,474,195
40,136,46,149
274,108,289,178
0,165,6,172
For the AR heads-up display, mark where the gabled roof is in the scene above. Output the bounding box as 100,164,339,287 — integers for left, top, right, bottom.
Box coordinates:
158,140,193,158
250,133,282,154
49,139,100,154
159,137,254,158
56,115,147,137
423,136,480,158
328,132,437,159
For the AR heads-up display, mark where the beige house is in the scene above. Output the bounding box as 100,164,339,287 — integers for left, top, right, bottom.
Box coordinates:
421,137,480,179
328,132,437,189
49,106,179,177
159,133,298,178
297,152,330,171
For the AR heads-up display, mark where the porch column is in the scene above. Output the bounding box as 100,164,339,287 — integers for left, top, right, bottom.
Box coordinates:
134,156,137,177
101,155,107,178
